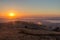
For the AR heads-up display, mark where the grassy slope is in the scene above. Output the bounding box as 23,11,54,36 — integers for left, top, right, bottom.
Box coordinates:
0,21,60,40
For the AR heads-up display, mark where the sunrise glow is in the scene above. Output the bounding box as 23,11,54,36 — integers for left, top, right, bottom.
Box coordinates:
0,0,60,18
5,12,17,19
9,12,15,17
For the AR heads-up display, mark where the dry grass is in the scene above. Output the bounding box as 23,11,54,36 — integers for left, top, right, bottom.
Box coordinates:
0,27,60,40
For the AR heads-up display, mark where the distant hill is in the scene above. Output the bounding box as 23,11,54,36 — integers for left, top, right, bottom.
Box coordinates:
45,17,60,20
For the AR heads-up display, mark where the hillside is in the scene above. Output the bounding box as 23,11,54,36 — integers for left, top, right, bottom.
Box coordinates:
0,21,60,40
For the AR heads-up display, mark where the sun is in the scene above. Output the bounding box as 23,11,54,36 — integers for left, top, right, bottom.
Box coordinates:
9,12,15,17
7,12,16,19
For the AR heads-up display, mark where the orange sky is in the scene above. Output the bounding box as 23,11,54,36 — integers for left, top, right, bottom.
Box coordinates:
0,0,60,18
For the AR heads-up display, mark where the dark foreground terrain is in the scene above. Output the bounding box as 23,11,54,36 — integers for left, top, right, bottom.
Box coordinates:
0,21,60,40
